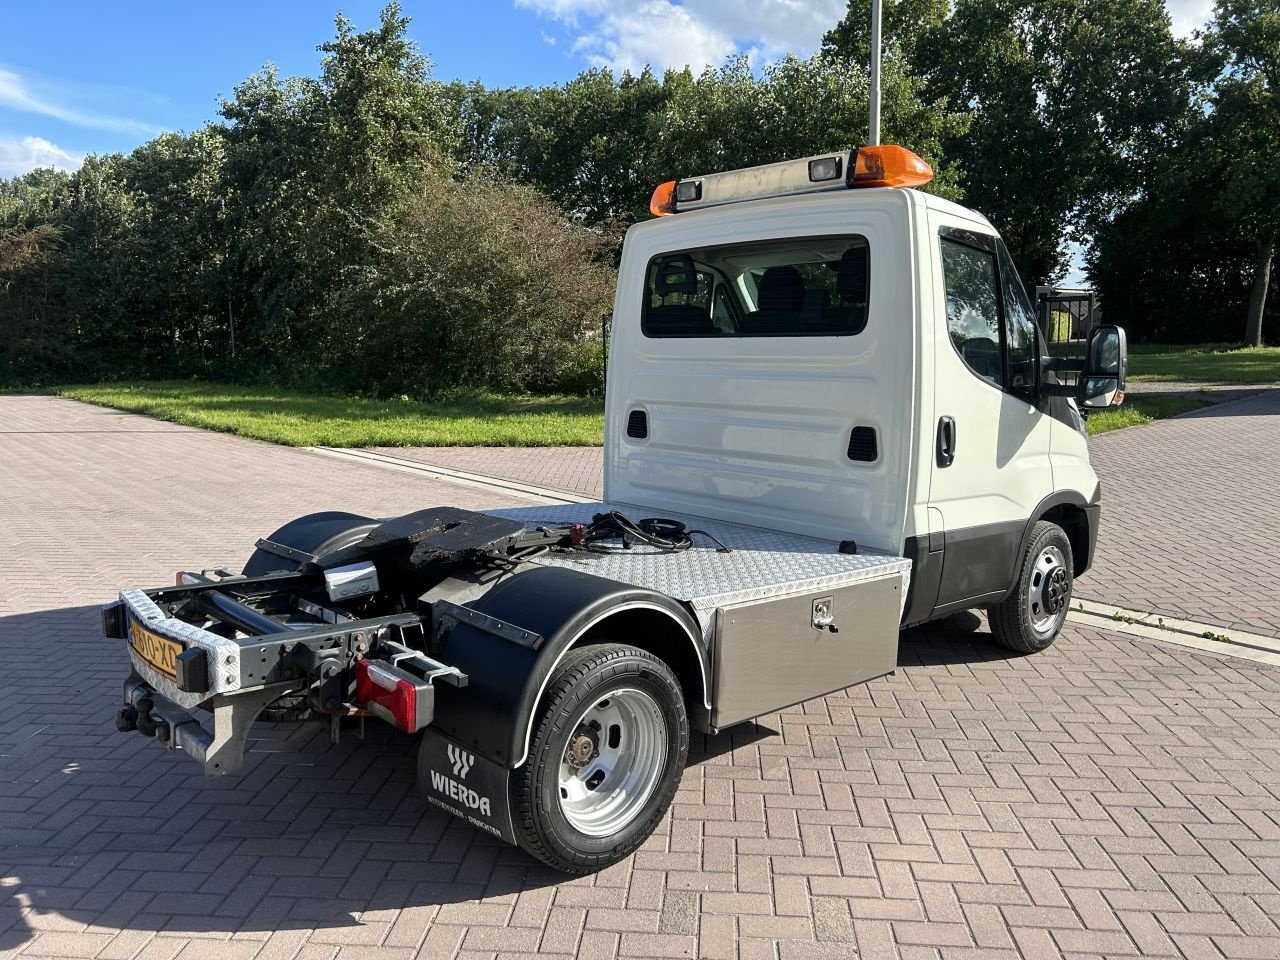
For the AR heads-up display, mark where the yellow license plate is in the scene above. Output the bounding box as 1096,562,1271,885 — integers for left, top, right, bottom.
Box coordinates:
129,619,184,679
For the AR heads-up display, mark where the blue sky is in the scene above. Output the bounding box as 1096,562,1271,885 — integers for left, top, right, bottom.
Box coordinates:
0,0,857,178
0,0,1214,179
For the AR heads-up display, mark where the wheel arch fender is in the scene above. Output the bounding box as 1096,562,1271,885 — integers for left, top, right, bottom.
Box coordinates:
429,565,709,770
242,510,380,576
1013,487,1099,590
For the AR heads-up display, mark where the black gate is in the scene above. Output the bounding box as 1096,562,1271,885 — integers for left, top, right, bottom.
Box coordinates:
1036,289,1098,353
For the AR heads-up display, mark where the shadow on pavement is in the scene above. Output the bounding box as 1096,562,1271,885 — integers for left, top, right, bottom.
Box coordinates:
0,895,25,953
0,602,1018,946
897,610,1023,667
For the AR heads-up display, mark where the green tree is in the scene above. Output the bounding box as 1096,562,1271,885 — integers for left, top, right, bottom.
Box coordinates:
939,0,1192,284
654,55,966,202
1088,138,1256,343
828,0,1195,286
448,53,967,233
0,221,75,382
823,0,949,62
216,2,456,377
445,67,684,226
345,168,615,393
1209,0,1280,345
116,131,229,369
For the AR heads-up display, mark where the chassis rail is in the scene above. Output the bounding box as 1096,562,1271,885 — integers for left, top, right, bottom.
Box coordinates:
103,569,484,775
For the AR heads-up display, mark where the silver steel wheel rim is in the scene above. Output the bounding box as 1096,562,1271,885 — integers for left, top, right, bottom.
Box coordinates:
557,687,667,837
1028,544,1069,633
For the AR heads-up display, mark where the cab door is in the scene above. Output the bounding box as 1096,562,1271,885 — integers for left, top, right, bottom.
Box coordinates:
924,214,1054,612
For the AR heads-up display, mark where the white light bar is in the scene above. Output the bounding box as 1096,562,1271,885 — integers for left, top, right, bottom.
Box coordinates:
674,150,855,213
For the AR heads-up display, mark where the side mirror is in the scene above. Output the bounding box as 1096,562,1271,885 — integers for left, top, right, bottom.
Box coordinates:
1078,324,1127,408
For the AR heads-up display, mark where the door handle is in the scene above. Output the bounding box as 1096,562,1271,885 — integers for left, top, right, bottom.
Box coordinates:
937,416,956,467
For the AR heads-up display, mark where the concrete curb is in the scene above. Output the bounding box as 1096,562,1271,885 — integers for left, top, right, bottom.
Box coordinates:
1069,598,1280,666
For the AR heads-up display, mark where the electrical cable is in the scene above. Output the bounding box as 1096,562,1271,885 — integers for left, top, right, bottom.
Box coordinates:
578,511,731,554
479,512,733,568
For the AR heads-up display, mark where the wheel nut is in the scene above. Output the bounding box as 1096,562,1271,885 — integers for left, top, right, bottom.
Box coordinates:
565,725,598,769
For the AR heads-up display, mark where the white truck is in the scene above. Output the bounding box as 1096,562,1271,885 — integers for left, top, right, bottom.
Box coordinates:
103,144,1127,873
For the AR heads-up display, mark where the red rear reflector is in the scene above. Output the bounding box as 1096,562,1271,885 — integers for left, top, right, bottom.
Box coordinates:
355,659,430,733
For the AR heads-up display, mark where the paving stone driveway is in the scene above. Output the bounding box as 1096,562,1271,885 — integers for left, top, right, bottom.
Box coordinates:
3,396,1280,960
368,448,604,502
1086,389,1280,637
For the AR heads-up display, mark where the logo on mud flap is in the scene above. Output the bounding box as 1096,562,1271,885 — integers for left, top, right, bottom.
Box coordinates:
429,768,491,816
448,744,473,778
421,734,513,843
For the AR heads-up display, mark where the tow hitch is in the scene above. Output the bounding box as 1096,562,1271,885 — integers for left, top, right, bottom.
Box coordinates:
119,672,293,775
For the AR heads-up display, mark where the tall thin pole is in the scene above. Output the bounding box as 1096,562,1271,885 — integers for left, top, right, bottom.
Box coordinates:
869,0,883,146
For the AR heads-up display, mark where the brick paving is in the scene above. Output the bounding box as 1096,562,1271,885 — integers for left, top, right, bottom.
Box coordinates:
368,447,604,502
2,395,1280,960
1085,389,1280,637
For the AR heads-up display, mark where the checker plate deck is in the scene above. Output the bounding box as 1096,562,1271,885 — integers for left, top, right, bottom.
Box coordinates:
485,502,912,623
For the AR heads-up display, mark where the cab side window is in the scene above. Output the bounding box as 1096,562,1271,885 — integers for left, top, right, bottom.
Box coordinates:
940,238,1003,387
998,243,1039,400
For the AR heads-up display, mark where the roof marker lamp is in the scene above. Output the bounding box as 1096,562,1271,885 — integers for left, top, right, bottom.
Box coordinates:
651,179,701,217
675,179,702,203
849,145,933,189
808,156,843,182
650,180,677,217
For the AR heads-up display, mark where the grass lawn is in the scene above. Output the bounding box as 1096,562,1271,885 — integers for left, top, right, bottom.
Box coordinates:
1047,342,1280,381
51,356,1259,448
1127,343,1280,383
58,381,604,447
1085,393,1219,435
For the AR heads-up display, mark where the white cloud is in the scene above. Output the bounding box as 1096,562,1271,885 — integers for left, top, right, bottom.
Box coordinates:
570,1,736,73
523,0,1215,73
0,66,162,137
0,135,83,178
688,0,845,61
1165,0,1214,38
518,0,844,73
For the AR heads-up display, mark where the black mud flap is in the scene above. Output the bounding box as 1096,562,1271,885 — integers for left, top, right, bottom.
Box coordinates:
417,728,517,845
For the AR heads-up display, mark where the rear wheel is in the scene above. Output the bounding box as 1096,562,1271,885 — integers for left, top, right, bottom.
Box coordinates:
988,520,1073,653
243,511,378,721
511,643,688,874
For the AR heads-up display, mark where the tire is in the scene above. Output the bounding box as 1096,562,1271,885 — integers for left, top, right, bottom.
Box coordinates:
511,643,689,874
243,511,379,721
988,520,1074,653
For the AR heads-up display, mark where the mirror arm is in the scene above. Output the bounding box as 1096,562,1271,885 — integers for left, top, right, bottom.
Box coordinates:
1042,356,1085,373
1042,382,1079,397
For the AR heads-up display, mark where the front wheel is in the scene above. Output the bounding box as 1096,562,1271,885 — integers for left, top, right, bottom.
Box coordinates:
988,521,1074,653
511,643,688,874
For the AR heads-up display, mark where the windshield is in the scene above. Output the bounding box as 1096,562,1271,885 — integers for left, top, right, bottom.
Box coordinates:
642,235,870,338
